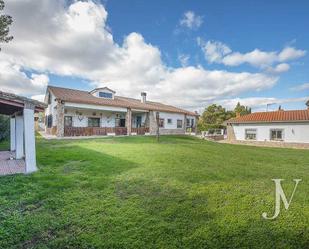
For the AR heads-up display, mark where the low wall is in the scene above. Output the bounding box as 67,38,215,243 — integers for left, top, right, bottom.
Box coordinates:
220,140,309,149
159,129,185,135
64,127,127,136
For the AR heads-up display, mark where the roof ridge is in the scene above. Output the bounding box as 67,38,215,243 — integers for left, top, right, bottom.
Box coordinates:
47,85,197,116
48,85,89,94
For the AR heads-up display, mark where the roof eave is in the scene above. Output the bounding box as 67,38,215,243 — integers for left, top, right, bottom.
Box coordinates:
228,120,309,124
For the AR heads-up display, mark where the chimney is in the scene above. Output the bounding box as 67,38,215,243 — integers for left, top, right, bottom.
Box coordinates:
141,92,147,103
236,112,241,118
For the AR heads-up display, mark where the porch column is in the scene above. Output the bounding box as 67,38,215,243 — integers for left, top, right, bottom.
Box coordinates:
10,117,16,151
56,100,65,137
15,114,24,159
183,114,187,133
149,111,158,135
126,108,132,135
23,103,37,173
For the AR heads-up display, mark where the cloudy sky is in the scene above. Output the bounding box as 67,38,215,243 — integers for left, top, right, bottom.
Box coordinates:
1,0,309,112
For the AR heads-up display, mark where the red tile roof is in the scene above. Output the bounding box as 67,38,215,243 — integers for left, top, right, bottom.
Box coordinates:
47,86,197,116
227,109,309,124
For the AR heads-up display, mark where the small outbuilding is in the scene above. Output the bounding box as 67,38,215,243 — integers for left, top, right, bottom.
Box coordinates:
0,91,46,175
226,107,309,144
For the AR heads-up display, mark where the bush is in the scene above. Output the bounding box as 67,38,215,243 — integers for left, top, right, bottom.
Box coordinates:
0,114,9,141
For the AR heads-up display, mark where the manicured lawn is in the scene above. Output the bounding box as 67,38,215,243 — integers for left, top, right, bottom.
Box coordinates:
0,135,308,248
0,139,9,151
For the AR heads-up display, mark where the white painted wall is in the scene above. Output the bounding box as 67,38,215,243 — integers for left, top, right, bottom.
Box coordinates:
159,112,185,129
45,92,57,126
23,108,37,173
232,122,309,143
64,109,126,128
15,115,24,159
10,118,16,151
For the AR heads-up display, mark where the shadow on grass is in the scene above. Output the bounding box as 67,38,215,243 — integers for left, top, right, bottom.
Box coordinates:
0,145,140,248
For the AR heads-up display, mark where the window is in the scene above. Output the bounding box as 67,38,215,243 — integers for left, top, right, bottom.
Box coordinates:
270,129,284,141
88,117,100,127
191,119,194,127
167,118,172,124
115,118,126,127
159,118,164,128
177,120,183,128
186,118,190,127
245,129,257,140
99,92,113,99
46,115,53,128
64,116,73,127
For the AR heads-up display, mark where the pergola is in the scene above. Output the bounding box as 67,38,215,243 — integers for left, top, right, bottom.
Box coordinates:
0,91,46,174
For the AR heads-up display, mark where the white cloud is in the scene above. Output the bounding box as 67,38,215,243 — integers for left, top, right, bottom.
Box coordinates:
278,47,306,62
266,63,290,74
198,38,306,69
31,94,46,102
179,11,203,30
1,0,279,111
217,96,309,111
290,83,309,91
0,60,49,95
197,38,232,63
178,54,190,67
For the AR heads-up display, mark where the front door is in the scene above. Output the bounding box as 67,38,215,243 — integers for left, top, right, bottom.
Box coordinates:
136,116,142,128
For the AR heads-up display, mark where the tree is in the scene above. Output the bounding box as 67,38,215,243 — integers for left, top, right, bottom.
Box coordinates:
234,102,251,116
197,102,252,131
0,0,13,50
198,104,234,131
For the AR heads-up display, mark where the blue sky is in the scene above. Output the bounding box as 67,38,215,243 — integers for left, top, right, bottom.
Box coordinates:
1,0,309,112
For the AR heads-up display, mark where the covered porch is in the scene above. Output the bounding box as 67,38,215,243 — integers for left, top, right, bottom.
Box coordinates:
0,91,46,175
58,105,150,137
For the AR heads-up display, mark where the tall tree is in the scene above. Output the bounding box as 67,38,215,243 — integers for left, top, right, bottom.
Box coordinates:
0,0,13,50
198,104,234,131
198,102,252,131
234,102,251,116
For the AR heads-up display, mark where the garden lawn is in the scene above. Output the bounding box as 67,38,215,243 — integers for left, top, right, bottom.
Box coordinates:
0,135,308,248
0,139,9,151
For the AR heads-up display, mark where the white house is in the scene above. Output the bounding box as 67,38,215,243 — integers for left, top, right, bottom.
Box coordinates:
226,104,309,144
44,86,198,137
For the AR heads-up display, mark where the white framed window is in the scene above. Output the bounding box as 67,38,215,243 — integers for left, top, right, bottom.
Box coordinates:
177,120,183,128
99,92,113,99
186,118,190,127
245,129,257,140
167,118,172,124
270,129,284,141
159,118,164,128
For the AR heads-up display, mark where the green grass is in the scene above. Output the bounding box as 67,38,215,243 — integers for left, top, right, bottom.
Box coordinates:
0,139,9,151
0,135,308,248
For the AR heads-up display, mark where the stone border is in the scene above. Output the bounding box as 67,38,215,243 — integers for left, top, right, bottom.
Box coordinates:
219,139,309,150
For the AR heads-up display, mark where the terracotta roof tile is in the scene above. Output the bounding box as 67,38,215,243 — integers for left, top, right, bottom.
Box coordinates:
47,86,197,116
227,109,309,123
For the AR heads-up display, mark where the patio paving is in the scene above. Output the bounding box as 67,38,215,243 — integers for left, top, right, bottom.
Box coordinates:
0,151,26,176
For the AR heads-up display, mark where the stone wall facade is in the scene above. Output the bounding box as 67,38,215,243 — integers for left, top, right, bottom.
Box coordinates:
56,101,65,137
149,111,158,135
126,108,132,136
226,124,236,141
